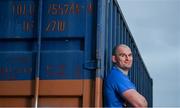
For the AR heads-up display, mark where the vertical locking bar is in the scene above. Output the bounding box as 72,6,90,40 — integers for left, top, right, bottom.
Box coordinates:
95,0,106,107
34,0,43,107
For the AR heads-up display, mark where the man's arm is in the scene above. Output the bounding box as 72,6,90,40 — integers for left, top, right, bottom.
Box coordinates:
122,89,148,107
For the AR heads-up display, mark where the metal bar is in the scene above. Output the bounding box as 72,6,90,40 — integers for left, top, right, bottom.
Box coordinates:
34,0,43,107
95,0,106,106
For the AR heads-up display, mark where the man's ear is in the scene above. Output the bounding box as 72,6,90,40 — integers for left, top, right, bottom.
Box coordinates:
112,55,117,63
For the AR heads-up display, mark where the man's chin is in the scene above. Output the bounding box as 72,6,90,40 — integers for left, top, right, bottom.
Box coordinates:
125,64,132,68
124,66,131,70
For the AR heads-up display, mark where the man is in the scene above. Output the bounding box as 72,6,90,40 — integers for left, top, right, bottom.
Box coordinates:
104,44,148,107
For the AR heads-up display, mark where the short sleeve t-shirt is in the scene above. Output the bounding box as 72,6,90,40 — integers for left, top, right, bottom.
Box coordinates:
104,66,136,107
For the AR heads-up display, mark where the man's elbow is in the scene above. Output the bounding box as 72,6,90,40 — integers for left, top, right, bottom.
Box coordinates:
123,89,148,107
133,98,148,107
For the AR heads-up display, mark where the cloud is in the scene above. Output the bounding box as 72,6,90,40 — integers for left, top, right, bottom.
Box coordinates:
118,0,180,106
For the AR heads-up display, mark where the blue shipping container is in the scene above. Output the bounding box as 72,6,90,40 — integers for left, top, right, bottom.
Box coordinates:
0,0,152,107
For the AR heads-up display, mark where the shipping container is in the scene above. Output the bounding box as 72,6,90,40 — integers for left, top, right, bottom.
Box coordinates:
0,0,153,107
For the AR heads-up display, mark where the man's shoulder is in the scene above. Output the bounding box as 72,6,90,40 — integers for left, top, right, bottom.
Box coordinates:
111,66,125,77
105,67,125,83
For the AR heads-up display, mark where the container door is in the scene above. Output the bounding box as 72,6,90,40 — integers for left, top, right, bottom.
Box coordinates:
0,0,97,107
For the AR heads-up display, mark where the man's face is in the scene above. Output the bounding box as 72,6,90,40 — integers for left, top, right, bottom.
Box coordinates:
113,46,133,71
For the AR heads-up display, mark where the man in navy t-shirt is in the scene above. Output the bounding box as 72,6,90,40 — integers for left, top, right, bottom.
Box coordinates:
104,44,148,107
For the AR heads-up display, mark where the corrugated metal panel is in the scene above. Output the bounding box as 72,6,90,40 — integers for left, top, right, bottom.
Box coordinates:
101,0,153,106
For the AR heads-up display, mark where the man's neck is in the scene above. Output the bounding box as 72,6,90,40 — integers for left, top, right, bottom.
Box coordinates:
115,66,128,76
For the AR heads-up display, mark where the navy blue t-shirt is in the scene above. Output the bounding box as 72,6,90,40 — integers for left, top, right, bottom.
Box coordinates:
104,66,136,107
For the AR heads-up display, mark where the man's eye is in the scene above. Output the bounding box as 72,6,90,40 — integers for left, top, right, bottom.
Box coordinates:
128,54,132,57
119,54,125,57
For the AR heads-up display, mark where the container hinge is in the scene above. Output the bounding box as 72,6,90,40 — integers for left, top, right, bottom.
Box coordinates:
84,60,100,70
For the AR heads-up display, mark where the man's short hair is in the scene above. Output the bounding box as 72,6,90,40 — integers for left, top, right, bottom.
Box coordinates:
112,44,131,56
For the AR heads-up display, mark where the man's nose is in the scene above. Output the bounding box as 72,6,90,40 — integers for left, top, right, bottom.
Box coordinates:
125,55,131,60
125,55,129,60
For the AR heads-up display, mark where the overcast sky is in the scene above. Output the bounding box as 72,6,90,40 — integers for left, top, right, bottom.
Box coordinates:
118,0,180,107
